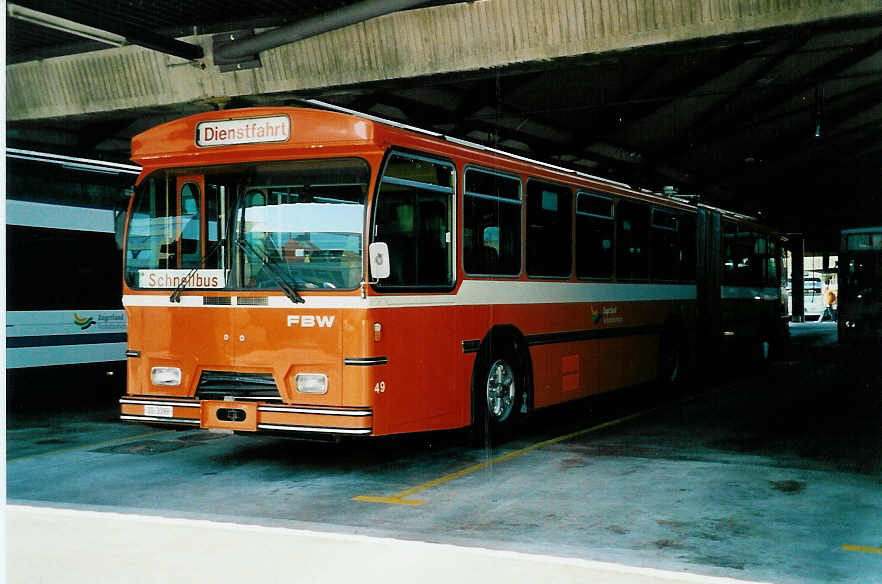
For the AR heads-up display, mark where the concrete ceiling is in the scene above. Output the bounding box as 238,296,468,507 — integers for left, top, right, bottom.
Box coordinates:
6,0,882,251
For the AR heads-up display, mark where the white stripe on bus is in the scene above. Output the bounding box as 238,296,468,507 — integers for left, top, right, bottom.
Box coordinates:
123,280,698,309
6,200,115,233
6,343,128,368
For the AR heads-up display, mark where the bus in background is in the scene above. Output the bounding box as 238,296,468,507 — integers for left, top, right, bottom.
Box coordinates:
839,227,882,343
5,150,137,408
117,105,787,441
718,213,789,360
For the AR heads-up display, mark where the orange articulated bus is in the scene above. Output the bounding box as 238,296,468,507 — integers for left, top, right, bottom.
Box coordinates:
118,105,788,439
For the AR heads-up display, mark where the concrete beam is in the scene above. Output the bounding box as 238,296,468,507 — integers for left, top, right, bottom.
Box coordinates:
7,0,880,121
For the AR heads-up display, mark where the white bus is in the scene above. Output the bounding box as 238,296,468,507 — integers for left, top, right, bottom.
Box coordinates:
5,149,137,406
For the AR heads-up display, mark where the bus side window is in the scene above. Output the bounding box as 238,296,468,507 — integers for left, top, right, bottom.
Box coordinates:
576,192,614,279
752,235,768,287
765,238,780,287
723,224,769,287
650,207,680,282
616,200,649,280
379,198,417,285
722,221,738,285
526,180,572,278
679,213,697,282
373,152,455,289
463,168,522,276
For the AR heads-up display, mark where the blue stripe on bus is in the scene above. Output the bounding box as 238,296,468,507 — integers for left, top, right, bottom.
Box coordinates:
6,333,128,348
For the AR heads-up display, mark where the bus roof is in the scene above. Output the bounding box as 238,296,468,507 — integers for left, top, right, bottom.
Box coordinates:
841,226,882,234
131,107,378,167
131,105,779,231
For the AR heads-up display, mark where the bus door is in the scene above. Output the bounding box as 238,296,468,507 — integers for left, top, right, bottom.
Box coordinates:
175,176,204,268
172,175,237,375
370,151,458,431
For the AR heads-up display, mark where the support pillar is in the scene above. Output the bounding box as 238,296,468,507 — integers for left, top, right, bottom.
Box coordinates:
790,234,805,322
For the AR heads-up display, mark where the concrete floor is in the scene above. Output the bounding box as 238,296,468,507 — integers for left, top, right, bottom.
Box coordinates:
6,322,882,583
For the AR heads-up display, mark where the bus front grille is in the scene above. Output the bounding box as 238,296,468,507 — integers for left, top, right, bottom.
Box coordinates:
203,296,232,305
196,371,283,402
236,296,268,305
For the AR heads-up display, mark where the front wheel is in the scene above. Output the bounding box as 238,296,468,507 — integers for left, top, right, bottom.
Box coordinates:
472,348,524,445
485,358,517,423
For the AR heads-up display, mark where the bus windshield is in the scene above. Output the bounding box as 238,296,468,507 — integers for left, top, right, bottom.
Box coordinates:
841,230,882,302
125,158,370,291
842,253,880,302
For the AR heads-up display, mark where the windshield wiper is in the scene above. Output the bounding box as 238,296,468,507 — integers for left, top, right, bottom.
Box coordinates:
235,237,305,304
169,238,225,303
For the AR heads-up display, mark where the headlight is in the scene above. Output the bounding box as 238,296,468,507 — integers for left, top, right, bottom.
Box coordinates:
151,366,182,386
296,373,328,394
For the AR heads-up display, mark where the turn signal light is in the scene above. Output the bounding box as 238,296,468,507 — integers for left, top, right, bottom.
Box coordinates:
374,322,382,342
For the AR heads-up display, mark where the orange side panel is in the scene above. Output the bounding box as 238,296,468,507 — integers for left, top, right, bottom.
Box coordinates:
562,354,580,392
363,305,461,435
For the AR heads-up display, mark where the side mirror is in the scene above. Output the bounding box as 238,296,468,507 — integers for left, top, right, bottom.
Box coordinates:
368,242,390,280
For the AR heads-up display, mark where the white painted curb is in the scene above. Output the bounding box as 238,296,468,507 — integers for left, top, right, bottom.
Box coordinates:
6,505,772,584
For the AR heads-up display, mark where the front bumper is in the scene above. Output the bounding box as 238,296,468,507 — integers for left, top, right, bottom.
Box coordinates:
120,396,373,436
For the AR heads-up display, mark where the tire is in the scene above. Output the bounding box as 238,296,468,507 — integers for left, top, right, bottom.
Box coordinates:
658,329,683,387
754,336,772,364
472,345,524,445
760,339,771,361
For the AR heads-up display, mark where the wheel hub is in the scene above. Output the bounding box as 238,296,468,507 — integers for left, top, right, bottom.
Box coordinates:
486,359,515,421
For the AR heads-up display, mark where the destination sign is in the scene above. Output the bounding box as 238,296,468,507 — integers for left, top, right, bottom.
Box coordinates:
196,115,291,147
139,269,226,289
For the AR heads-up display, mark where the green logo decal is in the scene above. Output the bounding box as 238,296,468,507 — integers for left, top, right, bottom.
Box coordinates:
73,313,96,330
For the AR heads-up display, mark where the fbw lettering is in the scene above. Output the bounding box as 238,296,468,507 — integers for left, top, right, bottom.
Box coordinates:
287,315,335,328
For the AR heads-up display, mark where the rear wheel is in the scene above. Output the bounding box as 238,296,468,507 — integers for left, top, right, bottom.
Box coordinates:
753,335,772,365
659,330,684,386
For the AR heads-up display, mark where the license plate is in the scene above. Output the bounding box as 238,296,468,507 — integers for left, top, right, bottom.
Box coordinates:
144,404,174,418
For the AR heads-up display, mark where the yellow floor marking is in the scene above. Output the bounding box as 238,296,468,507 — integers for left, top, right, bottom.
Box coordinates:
842,545,882,555
354,405,659,505
7,429,180,463
352,496,426,505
